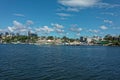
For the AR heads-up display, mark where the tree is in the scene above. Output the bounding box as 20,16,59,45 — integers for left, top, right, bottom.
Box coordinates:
47,36,54,40
62,36,69,43
104,34,113,41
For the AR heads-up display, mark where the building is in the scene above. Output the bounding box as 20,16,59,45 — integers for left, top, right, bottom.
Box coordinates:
5,32,10,37
28,31,37,37
113,36,120,41
80,37,84,42
80,36,87,43
0,33,3,43
86,37,92,43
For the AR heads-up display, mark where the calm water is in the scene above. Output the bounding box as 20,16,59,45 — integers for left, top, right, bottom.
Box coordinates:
0,44,120,80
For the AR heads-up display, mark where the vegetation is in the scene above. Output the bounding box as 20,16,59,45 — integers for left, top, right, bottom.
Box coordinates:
2,35,38,43
47,36,54,40
103,34,120,46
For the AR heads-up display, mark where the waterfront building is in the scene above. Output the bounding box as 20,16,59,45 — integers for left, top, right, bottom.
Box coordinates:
113,36,120,41
80,36,87,42
28,31,37,37
0,33,2,43
80,36,84,42
86,37,92,43
5,32,10,37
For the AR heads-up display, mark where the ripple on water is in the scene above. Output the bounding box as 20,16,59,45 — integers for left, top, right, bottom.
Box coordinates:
0,44,120,80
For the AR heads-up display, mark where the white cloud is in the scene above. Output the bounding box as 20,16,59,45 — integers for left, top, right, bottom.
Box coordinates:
51,23,64,29
13,21,27,32
56,13,72,17
0,29,3,32
112,27,120,30
35,26,54,34
58,0,120,12
70,24,83,33
13,21,24,29
7,20,31,33
0,28,8,33
8,26,14,32
104,19,113,24
100,25,108,30
70,26,82,33
101,12,116,16
67,7,80,12
88,29,99,33
76,33,81,36
57,6,80,12
26,20,34,26
13,13,25,17
60,17,67,20
51,23,64,33
58,0,99,7
55,29,64,33
98,3,120,8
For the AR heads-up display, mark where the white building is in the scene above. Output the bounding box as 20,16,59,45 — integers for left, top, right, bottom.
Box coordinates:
87,37,92,43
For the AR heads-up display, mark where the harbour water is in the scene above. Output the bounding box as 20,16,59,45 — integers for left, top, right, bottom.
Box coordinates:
0,44,120,80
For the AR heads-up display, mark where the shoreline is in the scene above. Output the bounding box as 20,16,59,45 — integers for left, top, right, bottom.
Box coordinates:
0,42,120,47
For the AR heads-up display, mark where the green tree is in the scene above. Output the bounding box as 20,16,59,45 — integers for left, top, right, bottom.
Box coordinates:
47,36,54,40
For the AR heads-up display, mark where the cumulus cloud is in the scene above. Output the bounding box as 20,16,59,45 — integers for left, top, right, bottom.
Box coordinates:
88,29,99,33
51,23,64,29
26,20,34,26
70,24,82,33
76,33,81,36
35,26,54,34
13,21,26,31
70,24,82,36
100,25,108,30
13,21,25,29
7,20,32,33
55,29,64,33
8,26,14,32
51,23,64,33
0,29,3,32
71,27,82,32
0,28,8,33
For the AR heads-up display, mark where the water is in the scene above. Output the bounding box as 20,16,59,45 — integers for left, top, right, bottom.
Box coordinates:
0,44,120,80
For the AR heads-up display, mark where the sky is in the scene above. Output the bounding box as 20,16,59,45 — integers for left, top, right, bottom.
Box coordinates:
0,0,120,38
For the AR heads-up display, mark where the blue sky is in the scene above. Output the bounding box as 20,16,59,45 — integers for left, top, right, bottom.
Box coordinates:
0,0,120,38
